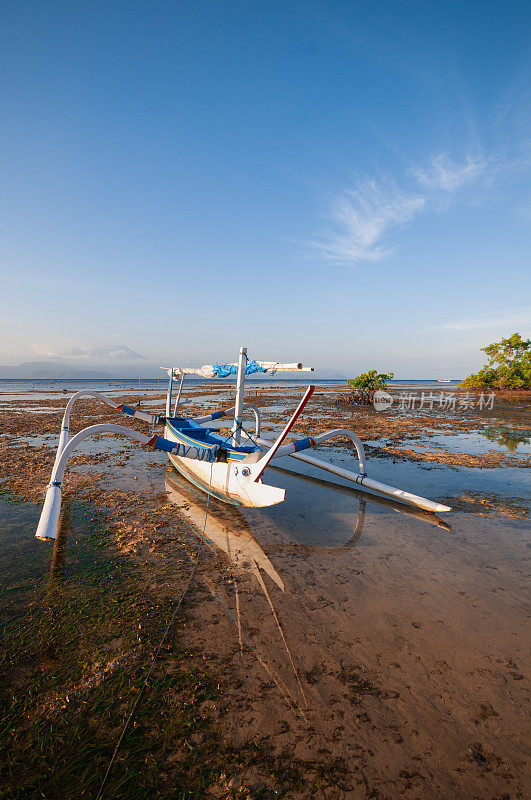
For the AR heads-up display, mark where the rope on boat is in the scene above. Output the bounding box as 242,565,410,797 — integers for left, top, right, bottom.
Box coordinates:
95,461,215,800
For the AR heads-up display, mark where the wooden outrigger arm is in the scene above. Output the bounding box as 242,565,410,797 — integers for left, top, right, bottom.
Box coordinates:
269,464,452,532
266,429,367,474
245,431,451,514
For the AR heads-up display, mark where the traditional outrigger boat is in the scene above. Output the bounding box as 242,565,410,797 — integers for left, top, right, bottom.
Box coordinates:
35,346,450,541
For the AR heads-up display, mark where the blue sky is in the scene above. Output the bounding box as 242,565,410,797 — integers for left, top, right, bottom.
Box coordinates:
0,0,529,377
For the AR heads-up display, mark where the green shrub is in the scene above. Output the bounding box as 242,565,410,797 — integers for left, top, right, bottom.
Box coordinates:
347,370,394,391
461,333,530,390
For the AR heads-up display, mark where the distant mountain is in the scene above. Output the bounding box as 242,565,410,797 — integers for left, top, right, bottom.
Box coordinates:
0,361,111,379
0,361,352,381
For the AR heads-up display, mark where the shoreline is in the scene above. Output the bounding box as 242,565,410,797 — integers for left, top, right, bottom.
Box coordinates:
0,385,529,798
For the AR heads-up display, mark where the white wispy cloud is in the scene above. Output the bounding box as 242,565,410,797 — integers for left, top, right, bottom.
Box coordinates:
310,147,528,267
428,310,531,333
30,344,145,360
311,180,425,265
411,153,491,192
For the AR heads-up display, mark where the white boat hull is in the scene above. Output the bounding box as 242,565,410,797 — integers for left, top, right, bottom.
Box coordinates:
165,425,285,507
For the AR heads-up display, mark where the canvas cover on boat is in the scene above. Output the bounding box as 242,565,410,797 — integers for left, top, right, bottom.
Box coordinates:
166,361,312,380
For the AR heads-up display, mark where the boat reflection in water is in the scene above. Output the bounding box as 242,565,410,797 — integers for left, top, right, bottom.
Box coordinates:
164,465,451,710
267,464,451,550
165,463,450,557
47,504,70,595
165,467,285,591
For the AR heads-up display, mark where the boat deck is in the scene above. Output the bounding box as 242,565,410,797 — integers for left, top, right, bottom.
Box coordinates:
166,416,260,455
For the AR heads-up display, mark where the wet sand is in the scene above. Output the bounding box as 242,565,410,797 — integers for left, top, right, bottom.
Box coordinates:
0,384,529,798
182,482,529,799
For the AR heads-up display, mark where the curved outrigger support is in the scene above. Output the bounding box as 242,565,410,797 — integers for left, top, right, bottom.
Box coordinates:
268,429,367,475
55,389,161,458
36,423,222,542
40,389,164,527
247,431,451,514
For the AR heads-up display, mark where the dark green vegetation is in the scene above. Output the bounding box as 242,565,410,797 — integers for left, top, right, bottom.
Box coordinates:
0,497,348,799
461,333,530,390
347,370,394,391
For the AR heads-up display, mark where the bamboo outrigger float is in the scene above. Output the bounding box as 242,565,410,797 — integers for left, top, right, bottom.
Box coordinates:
35,346,450,541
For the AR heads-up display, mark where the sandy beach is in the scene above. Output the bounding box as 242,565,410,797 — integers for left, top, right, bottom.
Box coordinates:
0,382,529,799
4,1,531,794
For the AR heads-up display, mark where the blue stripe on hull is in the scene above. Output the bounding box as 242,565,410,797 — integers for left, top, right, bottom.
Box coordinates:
166,420,252,462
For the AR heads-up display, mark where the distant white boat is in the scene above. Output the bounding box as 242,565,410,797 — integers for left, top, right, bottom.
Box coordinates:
438,378,452,383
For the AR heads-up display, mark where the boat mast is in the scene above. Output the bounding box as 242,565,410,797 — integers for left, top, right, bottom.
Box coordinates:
165,371,173,417
173,372,185,416
231,346,247,445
